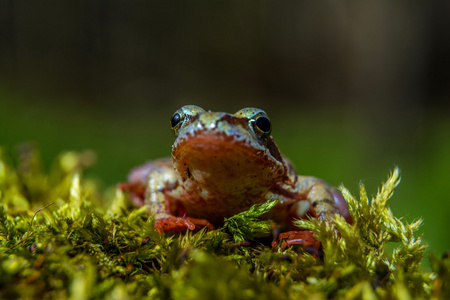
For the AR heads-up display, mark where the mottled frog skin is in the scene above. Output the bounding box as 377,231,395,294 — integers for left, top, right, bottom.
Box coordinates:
121,105,351,247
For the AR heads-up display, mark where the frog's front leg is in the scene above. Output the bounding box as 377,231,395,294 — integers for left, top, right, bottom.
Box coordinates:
289,176,346,222
297,176,340,221
120,158,213,233
272,230,321,256
272,176,349,252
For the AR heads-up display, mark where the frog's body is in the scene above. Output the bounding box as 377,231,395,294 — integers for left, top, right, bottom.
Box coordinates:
121,105,351,245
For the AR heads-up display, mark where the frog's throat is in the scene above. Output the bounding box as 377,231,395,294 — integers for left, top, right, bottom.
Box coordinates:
172,129,286,198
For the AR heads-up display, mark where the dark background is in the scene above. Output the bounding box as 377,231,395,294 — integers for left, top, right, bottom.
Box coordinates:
1,2,449,257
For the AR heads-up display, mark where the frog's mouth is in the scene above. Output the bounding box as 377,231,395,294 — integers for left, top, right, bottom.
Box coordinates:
172,129,286,198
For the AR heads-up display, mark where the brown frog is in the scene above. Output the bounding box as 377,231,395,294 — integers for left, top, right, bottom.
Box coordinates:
120,105,351,248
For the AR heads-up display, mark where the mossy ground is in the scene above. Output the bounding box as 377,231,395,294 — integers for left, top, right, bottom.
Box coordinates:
0,146,448,299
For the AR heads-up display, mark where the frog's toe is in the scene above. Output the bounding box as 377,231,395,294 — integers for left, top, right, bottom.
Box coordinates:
271,230,321,256
155,216,196,233
155,215,214,233
185,217,215,231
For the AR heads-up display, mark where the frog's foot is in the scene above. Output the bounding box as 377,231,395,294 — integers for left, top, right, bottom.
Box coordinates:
155,214,214,233
272,230,321,256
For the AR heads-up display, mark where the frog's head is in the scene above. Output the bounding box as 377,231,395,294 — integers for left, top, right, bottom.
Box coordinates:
170,105,287,198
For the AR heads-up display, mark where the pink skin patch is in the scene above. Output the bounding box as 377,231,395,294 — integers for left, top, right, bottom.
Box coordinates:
331,189,353,224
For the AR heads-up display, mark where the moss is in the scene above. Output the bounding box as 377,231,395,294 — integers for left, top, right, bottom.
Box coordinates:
0,146,448,299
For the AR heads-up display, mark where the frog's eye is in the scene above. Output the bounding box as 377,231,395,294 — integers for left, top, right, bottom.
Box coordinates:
170,105,206,136
171,112,182,128
255,116,271,133
251,114,272,140
170,110,186,135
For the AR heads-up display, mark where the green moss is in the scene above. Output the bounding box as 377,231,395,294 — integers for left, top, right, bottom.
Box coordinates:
0,146,448,299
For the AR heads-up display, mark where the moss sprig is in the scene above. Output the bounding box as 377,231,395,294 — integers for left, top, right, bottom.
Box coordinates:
224,198,279,244
295,167,433,298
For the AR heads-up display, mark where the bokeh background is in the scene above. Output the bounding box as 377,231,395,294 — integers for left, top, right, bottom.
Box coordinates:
1,2,449,257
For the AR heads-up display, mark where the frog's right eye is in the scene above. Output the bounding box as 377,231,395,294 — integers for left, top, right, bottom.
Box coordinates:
170,105,206,136
170,110,186,135
171,112,182,128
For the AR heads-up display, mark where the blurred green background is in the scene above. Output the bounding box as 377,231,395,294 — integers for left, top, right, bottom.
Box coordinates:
1,2,449,257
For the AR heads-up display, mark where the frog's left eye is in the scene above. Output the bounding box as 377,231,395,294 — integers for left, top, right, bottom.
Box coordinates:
251,114,272,140
255,116,271,133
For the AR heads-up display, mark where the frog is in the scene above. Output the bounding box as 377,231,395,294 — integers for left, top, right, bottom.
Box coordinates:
120,105,352,249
